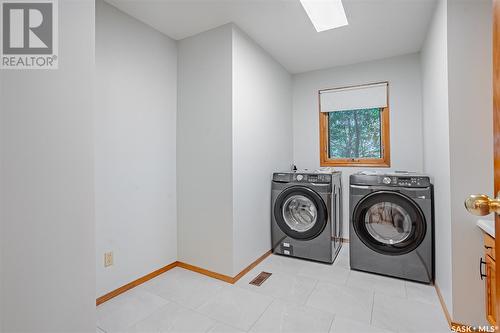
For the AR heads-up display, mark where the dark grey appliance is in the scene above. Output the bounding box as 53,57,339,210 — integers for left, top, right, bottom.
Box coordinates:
271,171,342,264
349,172,434,284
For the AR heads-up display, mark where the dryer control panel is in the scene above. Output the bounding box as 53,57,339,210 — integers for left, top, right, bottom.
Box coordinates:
350,173,432,188
381,176,431,187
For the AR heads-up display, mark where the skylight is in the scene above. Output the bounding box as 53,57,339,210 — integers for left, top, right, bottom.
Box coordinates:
299,0,348,32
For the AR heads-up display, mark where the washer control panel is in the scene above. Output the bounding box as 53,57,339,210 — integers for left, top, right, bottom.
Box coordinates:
292,173,331,183
273,172,333,183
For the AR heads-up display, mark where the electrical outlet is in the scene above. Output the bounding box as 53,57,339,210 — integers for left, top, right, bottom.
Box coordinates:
104,252,113,267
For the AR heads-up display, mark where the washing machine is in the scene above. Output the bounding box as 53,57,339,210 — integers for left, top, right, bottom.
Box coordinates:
271,171,342,264
349,172,434,284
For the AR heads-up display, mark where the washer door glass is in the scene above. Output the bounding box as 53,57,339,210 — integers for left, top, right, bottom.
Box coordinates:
364,202,412,245
282,195,318,232
274,186,328,240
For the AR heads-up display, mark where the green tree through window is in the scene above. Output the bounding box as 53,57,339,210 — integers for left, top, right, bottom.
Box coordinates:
328,108,382,159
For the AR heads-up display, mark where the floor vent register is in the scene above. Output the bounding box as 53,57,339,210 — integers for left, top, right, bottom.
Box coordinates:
249,272,272,286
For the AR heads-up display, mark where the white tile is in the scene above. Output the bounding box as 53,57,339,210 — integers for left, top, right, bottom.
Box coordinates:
127,302,216,332
337,245,349,258
95,246,447,333
306,282,374,323
250,300,334,333
332,249,350,270
371,293,450,333
346,270,407,298
405,281,440,305
255,254,307,275
140,267,226,309
197,285,273,331
297,261,350,285
207,322,246,333
329,316,394,333
237,270,318,305
97,288,168,332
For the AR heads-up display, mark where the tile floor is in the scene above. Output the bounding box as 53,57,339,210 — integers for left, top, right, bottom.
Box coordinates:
97,246,450,333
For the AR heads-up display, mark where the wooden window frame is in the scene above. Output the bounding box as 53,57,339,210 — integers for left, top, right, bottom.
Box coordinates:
319,87,391,168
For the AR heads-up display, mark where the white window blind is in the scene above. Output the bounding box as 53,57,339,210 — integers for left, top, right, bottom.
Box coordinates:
320,82,388,112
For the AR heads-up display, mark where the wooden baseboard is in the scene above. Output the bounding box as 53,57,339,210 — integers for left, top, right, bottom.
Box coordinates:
232,250,272,283
177,251,272,284
96,261,177,306
435,282,453,327
435,282,471,331
176,261,234,283
331,237,349,243
96,250,272,305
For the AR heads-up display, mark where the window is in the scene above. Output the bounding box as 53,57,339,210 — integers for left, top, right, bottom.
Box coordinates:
319,82,390,167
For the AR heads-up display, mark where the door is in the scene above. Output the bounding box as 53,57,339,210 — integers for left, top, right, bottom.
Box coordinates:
274,185,328,240
494,0,500,324
352,191,427,255
465,0,500,327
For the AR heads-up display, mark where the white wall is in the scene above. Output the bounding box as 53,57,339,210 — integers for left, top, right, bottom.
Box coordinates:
292,54,424,236
0,77,3,329
421,0,493,324
447,0,493,324
421,0,453,316
0,74,3,330
177,24,293,276
232,27,293,274
95,0,178,296
177,24,234,276
0,1,96,331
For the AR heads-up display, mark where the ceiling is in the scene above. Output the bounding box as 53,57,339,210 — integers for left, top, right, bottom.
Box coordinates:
105,0,437,74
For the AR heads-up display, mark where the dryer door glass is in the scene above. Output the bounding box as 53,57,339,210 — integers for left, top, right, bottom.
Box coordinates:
364,202,412,245
282,195,318,232
352,191,426,255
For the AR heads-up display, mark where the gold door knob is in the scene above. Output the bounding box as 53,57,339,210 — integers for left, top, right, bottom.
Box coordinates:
464,194,500,216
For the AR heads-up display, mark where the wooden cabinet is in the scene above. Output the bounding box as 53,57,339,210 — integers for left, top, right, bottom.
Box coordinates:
486,254,496,325
484,233,497,326
485,234,496,261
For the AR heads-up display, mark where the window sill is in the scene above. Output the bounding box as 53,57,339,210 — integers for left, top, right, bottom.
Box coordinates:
320,159,391,168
